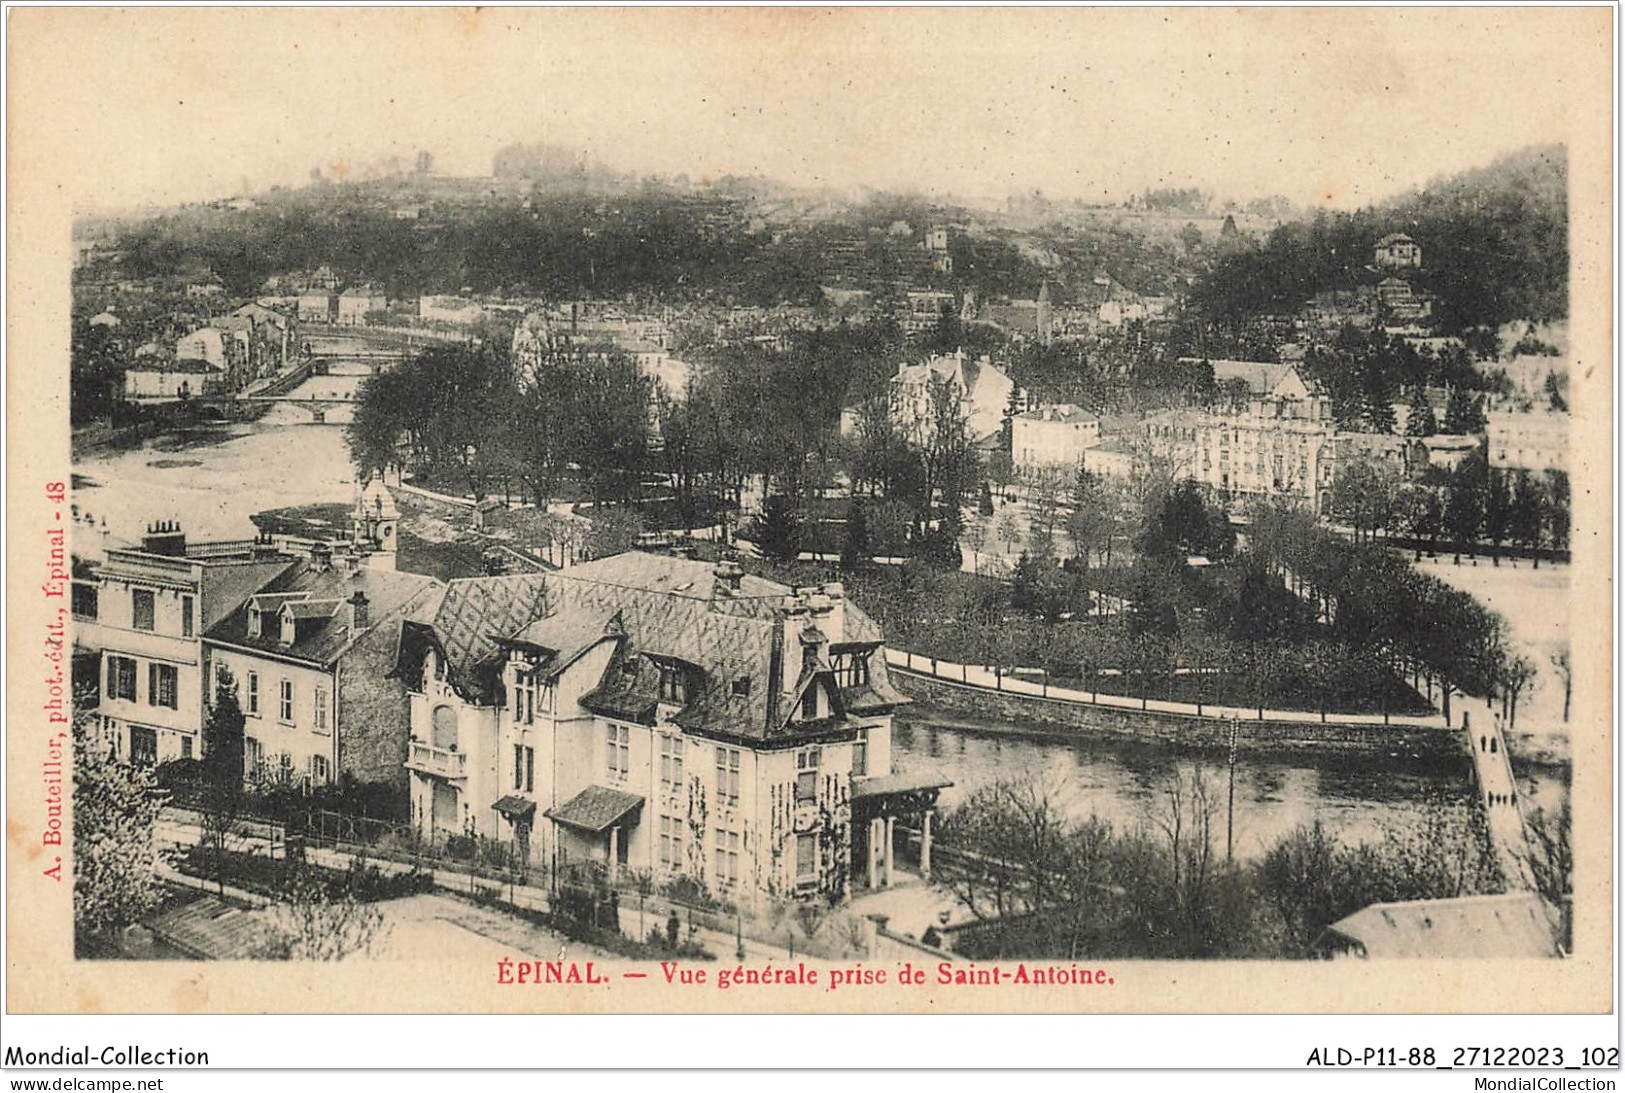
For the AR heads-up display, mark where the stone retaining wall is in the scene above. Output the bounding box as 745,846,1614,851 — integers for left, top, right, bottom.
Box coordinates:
892,668,1467,766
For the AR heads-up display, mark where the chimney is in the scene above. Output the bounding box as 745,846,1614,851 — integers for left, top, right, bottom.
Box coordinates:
713,560,744,595
348,590,369,631
310,542,333,572
252,530,281,561
142,519,187,557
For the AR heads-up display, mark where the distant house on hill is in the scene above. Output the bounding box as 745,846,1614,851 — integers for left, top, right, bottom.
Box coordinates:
338,286,388,326
1374,232,1422,270
879,349,1017,447
1012,404,1101,473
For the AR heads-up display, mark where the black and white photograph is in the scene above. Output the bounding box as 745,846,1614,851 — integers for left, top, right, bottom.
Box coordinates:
4,5,1613,1048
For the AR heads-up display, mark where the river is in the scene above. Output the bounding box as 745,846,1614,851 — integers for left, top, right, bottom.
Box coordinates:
73,410,1569,862
891,714,1569,861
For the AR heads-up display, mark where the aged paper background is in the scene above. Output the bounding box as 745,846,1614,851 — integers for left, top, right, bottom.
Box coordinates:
5,6,1613,1016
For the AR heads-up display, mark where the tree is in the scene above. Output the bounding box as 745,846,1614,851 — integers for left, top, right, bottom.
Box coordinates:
756,494,802,564
839,501,871,570
1442,385,1487,435
1404,385,1438,438
73,700,166,948
1066,468,1114,569
259,864,390,961
1550,646,1571,722
1507,470,1545,565
1524,802,1572,915
938,778,1114,958
1482,469,1513,565
1243,641,1289,720
1444,453,1487,562
1497,653,1535,730
199,671,248,896
1543,470,1571,555
1331,459,1397,544
1024,465,1069,559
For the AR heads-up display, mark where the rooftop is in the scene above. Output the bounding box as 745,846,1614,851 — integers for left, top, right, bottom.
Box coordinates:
1018,404,1097,425
1319,892,1560,959
207,561,441,667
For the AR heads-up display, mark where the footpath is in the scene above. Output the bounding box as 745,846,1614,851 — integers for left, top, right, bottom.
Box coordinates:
156,811,785,962
885,648,1450,728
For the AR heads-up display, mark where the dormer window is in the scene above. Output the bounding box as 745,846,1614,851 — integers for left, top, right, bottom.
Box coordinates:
801,684,819,720
832,651,870,689
657,662,686,705
248,606,263,638
279,611,296,646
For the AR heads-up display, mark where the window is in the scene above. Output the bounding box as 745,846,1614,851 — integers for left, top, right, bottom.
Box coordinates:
246,672,260,717
72,582,98,620
131,589,155,631
796,831,818,879
833,651,870,689
715,828,740,888
129,726,158,766
715,746,741,809
796,747,820,805
181,595,195,638
659,815,683,872
311,754,331,786
801,684,819,721
657,662,686,705
513,745,534,793
851,728,868,778
106,655,138,702
313,685,330,734
659,735,684,795
279,679,294,724
245,736,263,774
606,724,630,782
513,668,535,724
731,676,752,698
148,663,178,709
181,736,193,760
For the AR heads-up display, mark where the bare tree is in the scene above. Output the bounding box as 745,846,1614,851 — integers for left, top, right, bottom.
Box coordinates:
260,866,390,961
1549,646,1571,722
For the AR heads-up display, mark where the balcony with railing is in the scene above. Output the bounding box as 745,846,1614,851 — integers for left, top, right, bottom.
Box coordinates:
406,741,467,780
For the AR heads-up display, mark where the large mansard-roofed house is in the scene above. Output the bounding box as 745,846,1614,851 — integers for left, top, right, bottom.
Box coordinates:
397,552,939,909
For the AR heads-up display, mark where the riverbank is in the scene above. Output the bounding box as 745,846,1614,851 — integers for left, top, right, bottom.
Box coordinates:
890,667,1467,767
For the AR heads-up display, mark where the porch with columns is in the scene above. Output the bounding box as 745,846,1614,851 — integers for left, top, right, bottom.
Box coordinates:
850,771,952,891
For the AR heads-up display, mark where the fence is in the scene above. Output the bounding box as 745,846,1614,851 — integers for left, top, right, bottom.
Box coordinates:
887,647,1452,729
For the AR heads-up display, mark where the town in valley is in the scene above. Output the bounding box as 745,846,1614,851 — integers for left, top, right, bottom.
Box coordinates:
66,135,1574,969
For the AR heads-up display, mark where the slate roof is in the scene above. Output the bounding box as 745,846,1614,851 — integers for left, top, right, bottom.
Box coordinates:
545,785,645,833
1319,892,1560,959
206,562,440,668
394,553,908,742
197,557,301,633
1018,403,1097,425
394,573,553,704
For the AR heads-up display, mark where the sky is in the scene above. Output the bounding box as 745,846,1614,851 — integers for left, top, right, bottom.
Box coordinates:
10,8,1607,215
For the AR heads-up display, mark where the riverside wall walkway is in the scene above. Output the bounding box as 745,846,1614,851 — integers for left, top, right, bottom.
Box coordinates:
884,648,1451,729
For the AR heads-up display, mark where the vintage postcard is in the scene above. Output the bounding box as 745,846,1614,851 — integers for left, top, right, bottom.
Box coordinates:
4,6,1614,1026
